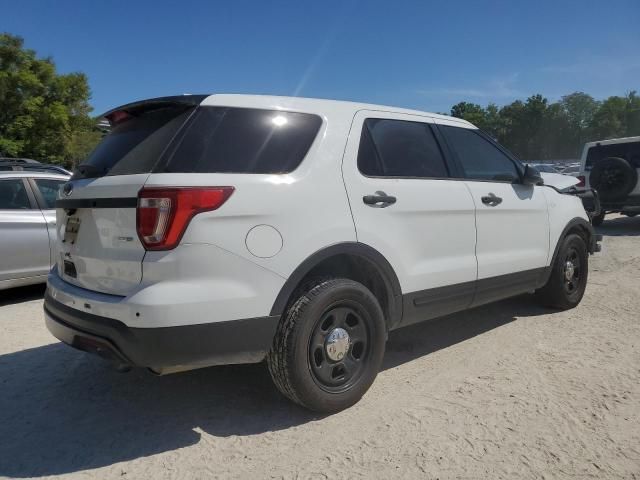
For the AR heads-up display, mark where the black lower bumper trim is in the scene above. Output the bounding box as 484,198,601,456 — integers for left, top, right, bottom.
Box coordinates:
44,292,279,369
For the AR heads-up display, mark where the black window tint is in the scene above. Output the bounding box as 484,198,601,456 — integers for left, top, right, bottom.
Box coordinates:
441,126,519,182
0,179,31,209
586,141,640,170
165,108,322,174
79,106,194,178
358,119,448,177
33,178,66,209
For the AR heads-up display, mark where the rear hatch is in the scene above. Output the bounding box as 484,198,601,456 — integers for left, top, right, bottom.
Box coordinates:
57,97,203,295
56,96,323,296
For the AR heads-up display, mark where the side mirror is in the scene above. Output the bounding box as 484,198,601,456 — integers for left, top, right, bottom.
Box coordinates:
522,164,543,186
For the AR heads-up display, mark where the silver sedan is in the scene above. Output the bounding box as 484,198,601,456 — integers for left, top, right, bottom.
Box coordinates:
0,171,69,290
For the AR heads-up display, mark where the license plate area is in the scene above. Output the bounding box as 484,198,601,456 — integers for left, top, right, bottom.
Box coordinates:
64,216,81,244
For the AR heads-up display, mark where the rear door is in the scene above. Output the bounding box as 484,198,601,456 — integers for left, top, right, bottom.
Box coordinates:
0,177,50,281
56,101,197,295
342,111,478,327
438,123,550,305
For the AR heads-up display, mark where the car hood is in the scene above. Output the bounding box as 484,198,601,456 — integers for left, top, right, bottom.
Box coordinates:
540,172,580,190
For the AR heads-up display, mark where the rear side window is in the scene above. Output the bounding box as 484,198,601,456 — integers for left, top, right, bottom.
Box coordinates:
440,126,520,182
358,119,448,177
0,179,31,209
33,178,66,209
585,141,640,170
77,106,194,178
164,108,322,174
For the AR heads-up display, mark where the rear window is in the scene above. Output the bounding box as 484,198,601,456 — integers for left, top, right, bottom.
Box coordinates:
75,105,194,179
585,141,640,170
162,107,322,174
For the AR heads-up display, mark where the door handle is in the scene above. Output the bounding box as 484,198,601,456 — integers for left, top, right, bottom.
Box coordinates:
481,193,502,206
363,191,396,208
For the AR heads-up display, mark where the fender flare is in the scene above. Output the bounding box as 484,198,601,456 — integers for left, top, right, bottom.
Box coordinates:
540,217,595,286
269,242,403,328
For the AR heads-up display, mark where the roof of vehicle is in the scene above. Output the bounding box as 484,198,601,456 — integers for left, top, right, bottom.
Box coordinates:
0,157,41,164
0,171,70,180
102,94,475,128
583,136,640,148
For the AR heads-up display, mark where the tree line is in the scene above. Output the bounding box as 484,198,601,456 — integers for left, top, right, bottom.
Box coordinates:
1,32,639,167
0,33,100,167
449,91,640,161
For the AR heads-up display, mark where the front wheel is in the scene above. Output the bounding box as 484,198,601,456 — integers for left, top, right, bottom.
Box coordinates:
267,278,386,413
536,233,589,309
591,212,605,226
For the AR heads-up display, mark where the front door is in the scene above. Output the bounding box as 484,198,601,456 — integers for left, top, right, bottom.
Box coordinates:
438,124,550,306
341,111,478,327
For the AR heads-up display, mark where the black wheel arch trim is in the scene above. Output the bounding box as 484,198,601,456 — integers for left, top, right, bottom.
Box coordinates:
542,217,595,285
269,242,403,329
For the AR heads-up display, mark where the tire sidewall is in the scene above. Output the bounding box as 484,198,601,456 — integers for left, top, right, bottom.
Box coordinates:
288,280,386,412
557,234,589,306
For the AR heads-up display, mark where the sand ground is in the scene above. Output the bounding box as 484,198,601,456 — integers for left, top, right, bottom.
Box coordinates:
0,215,638,479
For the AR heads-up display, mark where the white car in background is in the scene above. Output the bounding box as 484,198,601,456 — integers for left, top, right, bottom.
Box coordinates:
577,136,640,225
0,171,69,290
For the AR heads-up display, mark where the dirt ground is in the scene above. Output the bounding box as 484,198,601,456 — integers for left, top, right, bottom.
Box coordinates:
0,215,638,479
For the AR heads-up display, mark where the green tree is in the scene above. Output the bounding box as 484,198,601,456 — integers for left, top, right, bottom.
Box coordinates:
0,33,98,166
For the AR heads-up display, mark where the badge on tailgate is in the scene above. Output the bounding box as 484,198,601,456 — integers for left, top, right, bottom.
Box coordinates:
64,216,81,244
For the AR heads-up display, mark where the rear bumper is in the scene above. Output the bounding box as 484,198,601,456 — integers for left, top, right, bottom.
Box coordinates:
44,291,279,370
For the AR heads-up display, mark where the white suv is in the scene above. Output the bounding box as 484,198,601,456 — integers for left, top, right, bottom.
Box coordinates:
577,136,640,225
45,94,599,412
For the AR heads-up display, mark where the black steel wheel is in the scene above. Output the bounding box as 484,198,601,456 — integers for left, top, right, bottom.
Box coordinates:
536,233,589,309
308,304,370,393
267,278,386,413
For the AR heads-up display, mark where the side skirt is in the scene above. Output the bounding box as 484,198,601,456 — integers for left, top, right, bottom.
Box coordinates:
398,267,549,329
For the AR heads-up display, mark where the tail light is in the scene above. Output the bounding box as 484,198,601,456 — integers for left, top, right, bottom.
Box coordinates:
137,187,234,250
577,175,585,187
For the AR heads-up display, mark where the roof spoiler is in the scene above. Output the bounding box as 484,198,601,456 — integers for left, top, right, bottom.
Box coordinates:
100,94,210,125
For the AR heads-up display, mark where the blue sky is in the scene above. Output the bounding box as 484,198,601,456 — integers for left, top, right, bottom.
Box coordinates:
3,0,639,115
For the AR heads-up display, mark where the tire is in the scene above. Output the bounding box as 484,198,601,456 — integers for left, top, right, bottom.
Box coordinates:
591,212,605,226
589,157,637,201
267,278,386,413
536,233,589,310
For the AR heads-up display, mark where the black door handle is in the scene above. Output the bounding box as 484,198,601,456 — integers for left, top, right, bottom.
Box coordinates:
481,193,502,206
363,191,396,208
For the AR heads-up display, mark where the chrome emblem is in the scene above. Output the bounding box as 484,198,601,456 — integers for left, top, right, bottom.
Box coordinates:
63,182,73,196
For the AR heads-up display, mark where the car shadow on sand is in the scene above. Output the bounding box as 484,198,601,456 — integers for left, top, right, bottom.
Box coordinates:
0,284,46,307
596,214,640,237
0,295,548,477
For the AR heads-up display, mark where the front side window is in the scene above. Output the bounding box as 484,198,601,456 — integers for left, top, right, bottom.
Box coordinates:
33,178,66,209
0,179,31,210
358,119,449,178
440,126,520,182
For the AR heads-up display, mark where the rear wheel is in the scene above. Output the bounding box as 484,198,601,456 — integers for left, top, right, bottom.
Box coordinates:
267,278,386,413
536,233,589,309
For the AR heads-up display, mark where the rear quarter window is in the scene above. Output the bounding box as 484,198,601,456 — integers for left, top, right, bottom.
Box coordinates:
163,107,322,174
